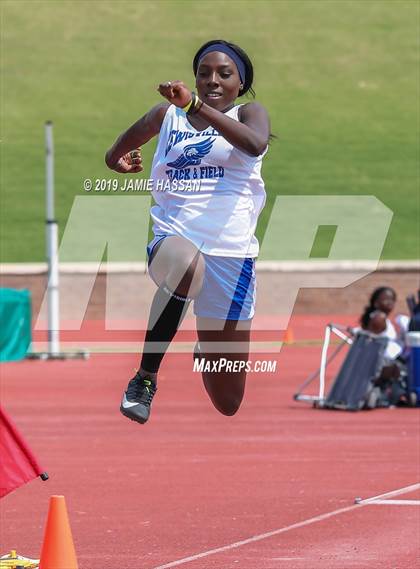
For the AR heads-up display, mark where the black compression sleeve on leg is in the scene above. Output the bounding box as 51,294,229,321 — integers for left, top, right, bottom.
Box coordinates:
140,283,192,374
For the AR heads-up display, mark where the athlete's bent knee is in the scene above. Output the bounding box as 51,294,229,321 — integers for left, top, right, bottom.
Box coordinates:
213,396,243,416
167,254,205,298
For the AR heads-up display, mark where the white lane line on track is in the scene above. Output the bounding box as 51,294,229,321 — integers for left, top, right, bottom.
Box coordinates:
368,499,420,506
356,483,420,505
152,482,420,569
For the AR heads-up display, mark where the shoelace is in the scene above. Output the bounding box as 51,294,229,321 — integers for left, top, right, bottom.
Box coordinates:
127,375,156,405
142,379,157,404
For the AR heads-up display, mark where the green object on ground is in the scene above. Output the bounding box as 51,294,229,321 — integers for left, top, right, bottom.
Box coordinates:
0,289,32,362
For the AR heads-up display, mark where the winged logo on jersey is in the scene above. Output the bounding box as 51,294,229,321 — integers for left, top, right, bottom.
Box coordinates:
167,137,215,169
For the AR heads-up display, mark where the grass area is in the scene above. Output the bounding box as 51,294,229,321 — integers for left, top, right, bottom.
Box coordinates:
1,0,419,261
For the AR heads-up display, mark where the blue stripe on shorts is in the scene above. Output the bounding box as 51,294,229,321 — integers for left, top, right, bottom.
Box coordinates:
194,255,255,321
147,236,256,321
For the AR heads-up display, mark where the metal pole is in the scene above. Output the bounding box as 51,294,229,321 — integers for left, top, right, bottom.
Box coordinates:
318,324,331,400
45,121,60,356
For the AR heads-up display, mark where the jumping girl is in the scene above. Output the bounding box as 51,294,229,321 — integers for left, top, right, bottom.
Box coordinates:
105,39,270,423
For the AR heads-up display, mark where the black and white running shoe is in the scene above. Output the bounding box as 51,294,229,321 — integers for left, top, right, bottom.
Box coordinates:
120,372,157,424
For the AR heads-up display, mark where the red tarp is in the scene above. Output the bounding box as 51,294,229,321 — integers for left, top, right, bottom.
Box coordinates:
0,406,47,498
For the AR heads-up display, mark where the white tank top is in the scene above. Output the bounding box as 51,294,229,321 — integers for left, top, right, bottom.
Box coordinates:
149,104,267,257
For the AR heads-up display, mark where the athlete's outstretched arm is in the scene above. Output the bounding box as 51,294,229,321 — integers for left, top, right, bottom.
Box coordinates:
105,102,169,173
158,81,270,157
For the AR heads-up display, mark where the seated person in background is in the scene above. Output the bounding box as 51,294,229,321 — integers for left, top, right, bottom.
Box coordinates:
360,286,409,357
360,286,410,406
407,290,420,331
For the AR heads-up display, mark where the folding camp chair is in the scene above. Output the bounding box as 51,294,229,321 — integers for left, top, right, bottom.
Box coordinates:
294,324,387,410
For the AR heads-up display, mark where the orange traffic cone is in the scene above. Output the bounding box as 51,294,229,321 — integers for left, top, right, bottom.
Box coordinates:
283,328,294,344
39,495,78,569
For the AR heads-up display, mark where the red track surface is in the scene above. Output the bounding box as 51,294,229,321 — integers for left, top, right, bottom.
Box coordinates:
1,323,419,568
32,314,361,343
